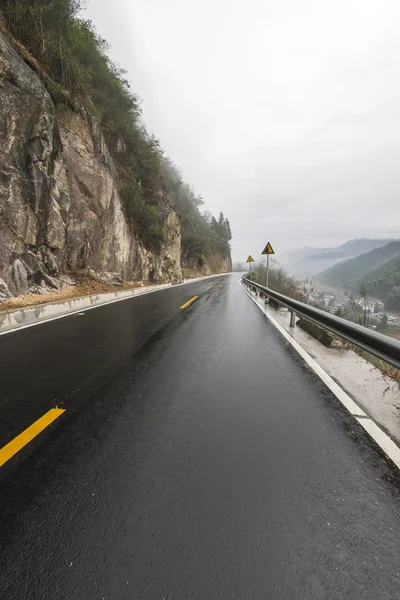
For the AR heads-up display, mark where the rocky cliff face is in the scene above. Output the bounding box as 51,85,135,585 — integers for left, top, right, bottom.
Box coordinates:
182,251,231,279
0,29,182,299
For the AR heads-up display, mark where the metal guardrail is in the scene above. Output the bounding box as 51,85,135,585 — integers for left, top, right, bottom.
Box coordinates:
242,276,400,370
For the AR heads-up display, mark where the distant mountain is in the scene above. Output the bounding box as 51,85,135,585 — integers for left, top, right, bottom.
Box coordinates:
354,254,400,291
281,239,394,276
347,254,400,311
315,241,400,289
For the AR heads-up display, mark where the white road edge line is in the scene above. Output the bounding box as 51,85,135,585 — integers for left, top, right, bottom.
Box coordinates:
241,281,400,471
356,418,400,469
0,274,230,337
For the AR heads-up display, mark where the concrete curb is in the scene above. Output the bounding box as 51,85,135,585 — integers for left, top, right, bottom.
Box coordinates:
0,283,172,334
0,273,231,335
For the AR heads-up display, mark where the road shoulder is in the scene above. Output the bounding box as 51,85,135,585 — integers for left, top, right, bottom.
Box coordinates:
241,281,400,470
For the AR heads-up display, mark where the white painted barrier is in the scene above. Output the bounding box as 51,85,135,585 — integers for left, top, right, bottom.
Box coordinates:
0,272,232,335
0,283,171,334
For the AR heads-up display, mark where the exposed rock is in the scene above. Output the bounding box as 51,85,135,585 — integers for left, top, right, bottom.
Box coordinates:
46,197,67,249
28,283,48,295
20,250,43,277
8,258,31,295
135,211,182,283
59,275,76,287
0,28,229,300
0,278,11,302
59,111,136,278
0,29,65,294
181,249,230,279
41,273,62,290
88,269,123,286
268,297,281,311
41,246,59,276
0,28,146,292
331,339,344,348
0,53,12,80
297,318,342,348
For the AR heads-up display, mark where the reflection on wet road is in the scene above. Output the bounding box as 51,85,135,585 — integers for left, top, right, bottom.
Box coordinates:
1,274,400,599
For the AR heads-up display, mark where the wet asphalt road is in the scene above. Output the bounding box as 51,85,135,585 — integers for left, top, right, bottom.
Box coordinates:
1,273,400,599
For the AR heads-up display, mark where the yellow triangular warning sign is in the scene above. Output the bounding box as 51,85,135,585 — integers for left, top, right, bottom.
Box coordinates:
262,242,274,255
246,255,254,263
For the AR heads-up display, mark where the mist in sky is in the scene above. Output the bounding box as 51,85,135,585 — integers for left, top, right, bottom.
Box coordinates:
85,0,400,262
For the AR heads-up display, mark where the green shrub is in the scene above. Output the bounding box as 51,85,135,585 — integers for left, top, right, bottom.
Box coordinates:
120,186,166,250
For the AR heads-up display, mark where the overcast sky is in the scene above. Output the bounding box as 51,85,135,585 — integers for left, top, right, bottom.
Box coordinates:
86,0,400,261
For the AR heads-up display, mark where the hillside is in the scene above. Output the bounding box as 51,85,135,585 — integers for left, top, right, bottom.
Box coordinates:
356,255,400,310
315,241,400,289
281,239,393,275
0,1,231,301
354,254,400,290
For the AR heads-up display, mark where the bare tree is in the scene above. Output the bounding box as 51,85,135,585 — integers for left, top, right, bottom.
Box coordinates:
348,295,362,326
201,209,213,224
359,284,369,327
301,278,315,304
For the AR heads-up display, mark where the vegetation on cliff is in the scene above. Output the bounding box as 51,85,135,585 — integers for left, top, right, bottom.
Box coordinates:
2,0,231,263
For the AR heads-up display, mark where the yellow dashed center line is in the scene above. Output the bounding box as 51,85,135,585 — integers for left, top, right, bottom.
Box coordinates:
180,296,199,309
0,408,65,468
207,285,213,289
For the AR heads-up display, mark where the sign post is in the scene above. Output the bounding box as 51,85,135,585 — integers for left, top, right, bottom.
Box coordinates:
261,242,275,288
246,255,254,280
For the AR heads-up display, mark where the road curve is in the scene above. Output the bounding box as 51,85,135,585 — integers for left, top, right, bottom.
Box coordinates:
0,273,400,599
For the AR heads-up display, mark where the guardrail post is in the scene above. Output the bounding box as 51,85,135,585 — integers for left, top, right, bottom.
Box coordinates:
241,276,400,368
